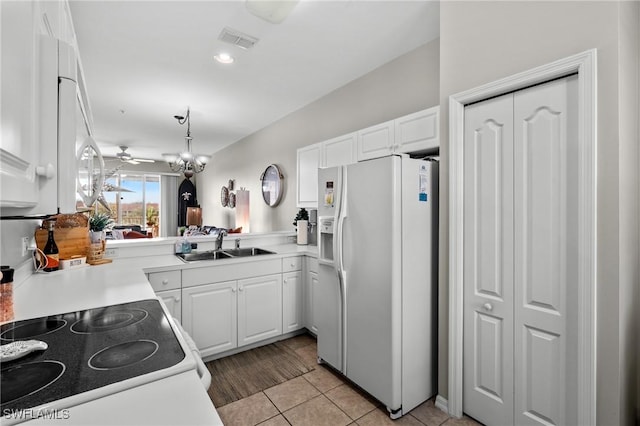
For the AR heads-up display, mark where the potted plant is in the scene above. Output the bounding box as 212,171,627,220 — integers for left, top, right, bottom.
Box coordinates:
146,207,159,237
89,212,113,244
293,208,309,245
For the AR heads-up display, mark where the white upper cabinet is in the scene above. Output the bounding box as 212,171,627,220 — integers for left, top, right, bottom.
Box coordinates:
357,106,440,161
1,0,82,214
356,120,395,161
296,133,357,208
322,132,357,168
394,106,439,154
296,143,321,208
1,1,41,210
296,107,439,208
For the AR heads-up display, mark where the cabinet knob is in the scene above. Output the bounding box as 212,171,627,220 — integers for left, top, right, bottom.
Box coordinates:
483,302,493,312
174,297,180,302
290,263,295,267
231,288,236,293
162,279,169,285
239,286,244,292
36,164,55,179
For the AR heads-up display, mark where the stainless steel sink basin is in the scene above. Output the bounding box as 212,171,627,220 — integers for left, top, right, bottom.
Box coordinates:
176,250,233,262
222,247,276,257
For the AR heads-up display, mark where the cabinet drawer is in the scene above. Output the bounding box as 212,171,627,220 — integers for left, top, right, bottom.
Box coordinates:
183,258,282,288
148,270,181,292
282,256,302,273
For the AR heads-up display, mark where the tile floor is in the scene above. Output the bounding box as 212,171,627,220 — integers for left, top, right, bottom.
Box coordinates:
214,334,482,426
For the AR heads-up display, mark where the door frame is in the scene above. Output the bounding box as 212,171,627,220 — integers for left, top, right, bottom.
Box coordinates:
448,49,597,424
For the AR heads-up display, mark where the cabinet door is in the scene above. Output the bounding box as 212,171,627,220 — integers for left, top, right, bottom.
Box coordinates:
322,132,357,168
237,274,282,346
283,271,303,333
296,143,320,208
395,106,439,154
356,120,394,161
157,289,182,323
307,271,319,334
1,1,41,209
182,281,237,358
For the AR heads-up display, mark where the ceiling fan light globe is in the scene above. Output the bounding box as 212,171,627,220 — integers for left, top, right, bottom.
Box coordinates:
180,151,194,161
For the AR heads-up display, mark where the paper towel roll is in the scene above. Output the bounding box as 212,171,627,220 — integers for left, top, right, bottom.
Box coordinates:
296,220,308,245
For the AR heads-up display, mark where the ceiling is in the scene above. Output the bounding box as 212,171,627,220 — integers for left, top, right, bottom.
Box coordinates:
69,1,439,162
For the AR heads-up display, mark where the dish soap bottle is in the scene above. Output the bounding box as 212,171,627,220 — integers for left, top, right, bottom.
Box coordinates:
43,221,59,272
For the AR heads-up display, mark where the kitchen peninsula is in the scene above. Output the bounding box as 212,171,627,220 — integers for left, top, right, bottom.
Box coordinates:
7,232,318,425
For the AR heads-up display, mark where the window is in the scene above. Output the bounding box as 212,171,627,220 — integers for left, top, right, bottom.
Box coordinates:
95,173,161,233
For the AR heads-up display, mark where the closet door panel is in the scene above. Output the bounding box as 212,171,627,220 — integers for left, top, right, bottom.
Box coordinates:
462,93,514,426
513,75,579,426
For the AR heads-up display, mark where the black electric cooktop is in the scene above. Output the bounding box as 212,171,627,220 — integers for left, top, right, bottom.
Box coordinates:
0,299,185,414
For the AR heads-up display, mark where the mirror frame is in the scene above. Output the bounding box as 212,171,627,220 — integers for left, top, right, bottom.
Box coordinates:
260,164,284,207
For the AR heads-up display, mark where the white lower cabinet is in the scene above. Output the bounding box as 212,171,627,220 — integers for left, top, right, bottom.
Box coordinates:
237,274,283,346
283,270,303,333
182,281,238,358
172,255,317,358
157,289,182,323
307,271,319,334
304,256,319,334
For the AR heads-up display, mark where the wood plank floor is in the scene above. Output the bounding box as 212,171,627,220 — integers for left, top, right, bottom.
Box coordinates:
210,333,482,426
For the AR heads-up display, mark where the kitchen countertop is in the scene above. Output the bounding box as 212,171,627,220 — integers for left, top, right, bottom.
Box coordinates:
8,242,318,425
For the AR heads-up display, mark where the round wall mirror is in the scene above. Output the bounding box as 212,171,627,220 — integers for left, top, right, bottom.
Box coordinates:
260,164,284,207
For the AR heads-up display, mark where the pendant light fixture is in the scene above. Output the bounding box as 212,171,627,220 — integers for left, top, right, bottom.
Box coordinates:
163,108,211,178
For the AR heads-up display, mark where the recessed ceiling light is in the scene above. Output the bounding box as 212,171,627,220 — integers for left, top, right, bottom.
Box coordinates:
214,53,234,64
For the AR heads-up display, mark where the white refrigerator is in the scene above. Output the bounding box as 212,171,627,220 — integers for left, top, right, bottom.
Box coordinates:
316,154,438,418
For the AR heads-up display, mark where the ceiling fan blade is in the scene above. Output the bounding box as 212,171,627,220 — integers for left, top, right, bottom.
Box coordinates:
132,158,155,163
126,159,140,165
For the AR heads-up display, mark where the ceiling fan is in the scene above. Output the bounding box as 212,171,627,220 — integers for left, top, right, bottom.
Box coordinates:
116,146,155,165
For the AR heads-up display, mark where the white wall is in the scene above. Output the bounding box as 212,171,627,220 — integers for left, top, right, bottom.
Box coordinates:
198,39,440,232
439,2,639,424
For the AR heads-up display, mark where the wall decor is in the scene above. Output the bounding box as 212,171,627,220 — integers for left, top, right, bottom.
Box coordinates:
220,186,229,207
260,164,284,207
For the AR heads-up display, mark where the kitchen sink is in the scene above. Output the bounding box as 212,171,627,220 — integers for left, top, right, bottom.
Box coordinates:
176,250,233,262
222,247,276,257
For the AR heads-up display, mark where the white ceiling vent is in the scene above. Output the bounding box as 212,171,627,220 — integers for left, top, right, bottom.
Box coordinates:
218,27,259,50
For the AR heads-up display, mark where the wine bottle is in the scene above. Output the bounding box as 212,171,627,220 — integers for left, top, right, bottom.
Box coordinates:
43,221,59,272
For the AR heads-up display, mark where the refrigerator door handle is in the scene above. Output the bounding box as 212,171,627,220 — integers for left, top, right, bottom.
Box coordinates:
338,267,347,374
337,170,347,275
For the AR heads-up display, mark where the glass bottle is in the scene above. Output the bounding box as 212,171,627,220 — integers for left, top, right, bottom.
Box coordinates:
43,221,59,272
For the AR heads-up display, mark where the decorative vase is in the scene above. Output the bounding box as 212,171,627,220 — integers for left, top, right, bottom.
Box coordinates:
88,230,105,262
296,220,308,245
89,230,105,244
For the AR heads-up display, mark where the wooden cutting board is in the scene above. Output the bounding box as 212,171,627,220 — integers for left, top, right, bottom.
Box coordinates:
35,226,90,260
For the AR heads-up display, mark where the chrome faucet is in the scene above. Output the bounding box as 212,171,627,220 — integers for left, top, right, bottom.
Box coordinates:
215,229,227,251
235,238,241,249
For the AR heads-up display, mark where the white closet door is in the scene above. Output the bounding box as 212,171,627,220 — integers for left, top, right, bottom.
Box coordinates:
513,75,579,426
463,92,515,426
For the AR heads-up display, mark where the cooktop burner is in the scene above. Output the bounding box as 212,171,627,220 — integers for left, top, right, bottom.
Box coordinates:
0,319,67,341
1,361,65,405
89,340,159,370
71,308,148,334
0,299,185,415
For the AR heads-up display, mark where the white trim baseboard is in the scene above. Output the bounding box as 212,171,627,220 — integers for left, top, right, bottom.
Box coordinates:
448,49,597,424
435,394,449,414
